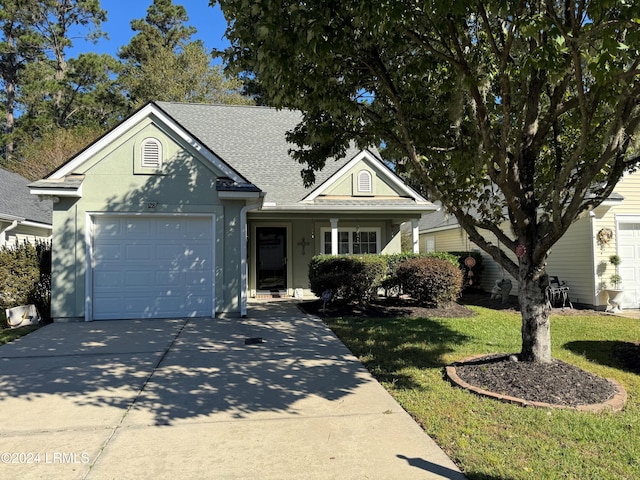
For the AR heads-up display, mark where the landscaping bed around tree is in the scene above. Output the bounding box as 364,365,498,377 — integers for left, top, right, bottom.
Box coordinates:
301,292,622,408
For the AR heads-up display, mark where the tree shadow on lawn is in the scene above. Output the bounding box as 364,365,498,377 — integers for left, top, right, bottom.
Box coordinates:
326,315,470,390
563,340,640,375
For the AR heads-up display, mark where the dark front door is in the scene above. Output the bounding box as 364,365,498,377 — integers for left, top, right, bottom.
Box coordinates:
256,227,287,291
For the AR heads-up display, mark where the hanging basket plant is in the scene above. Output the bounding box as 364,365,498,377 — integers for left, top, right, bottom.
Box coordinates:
597,228,613,247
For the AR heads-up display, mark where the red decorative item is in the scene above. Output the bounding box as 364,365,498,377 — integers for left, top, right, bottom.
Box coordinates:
516,244,527,258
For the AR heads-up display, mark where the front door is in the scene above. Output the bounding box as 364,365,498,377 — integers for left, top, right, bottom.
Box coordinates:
256,227,287,292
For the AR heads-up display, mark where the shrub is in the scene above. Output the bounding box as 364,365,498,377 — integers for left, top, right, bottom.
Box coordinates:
380,252,460,296
308,254,387,304
395,257,463,306
0,240,51,324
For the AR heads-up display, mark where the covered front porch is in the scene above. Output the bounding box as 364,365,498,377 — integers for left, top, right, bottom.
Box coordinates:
240,212,426,313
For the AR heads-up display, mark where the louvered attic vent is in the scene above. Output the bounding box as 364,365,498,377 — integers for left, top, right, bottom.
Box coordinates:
357,170,372,193
141,138,162,168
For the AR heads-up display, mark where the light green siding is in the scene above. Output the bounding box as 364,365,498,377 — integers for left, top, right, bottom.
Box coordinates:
321,160,404,198
50,121,241,320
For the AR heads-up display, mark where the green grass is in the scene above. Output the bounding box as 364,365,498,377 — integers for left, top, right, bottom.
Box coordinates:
0,324,40,345
325,306,640,480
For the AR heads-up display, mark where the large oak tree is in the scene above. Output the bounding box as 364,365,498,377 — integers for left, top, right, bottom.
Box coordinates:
215,0,640,362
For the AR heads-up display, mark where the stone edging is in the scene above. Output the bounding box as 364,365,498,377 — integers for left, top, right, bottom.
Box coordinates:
445,355,627,412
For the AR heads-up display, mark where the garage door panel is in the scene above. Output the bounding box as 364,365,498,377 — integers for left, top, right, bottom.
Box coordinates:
95,245,123,262
125,218,153,235
92,216,214,320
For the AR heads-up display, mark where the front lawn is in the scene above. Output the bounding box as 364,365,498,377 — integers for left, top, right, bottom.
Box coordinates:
0,324,40,345
325,306,640,479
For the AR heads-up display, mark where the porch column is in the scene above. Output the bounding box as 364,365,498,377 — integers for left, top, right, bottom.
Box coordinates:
412,219,420,253
330,218,339,255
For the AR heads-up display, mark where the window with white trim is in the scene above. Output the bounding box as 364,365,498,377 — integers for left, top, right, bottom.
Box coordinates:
357,170,372,193
141,138,162,169
322,228,380,254
425,236,435,253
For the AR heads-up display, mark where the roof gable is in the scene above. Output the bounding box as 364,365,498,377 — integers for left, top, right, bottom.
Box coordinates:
47,103,248,186
303,150,429,204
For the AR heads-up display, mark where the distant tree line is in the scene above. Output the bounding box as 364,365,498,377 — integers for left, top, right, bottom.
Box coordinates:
0,0,252,180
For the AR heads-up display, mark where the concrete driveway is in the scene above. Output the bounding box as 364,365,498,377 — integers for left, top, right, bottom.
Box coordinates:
0,301,465,479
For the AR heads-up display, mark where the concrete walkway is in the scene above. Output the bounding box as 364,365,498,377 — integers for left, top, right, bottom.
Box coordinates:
0,301,465,479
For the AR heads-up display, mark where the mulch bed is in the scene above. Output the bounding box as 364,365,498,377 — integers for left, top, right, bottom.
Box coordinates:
452,354,618,407
300,291,625,409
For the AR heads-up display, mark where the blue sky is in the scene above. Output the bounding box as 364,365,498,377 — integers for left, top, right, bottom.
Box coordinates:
70,1,229,58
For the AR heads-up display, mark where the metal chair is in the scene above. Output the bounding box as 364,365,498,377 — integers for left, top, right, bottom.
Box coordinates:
548,276,572,309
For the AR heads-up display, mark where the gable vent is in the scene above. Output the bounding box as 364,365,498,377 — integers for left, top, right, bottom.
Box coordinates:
357,170,372,193
141,138,162,168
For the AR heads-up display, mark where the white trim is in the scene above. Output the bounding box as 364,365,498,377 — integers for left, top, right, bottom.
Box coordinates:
411,219,420,253
419,224,461,234
85,212,216,321
357,169,373,193
616,214,640,224
30,186,82,198
141,137,163,169
49,103,246,185
302,150,431,204
18,220,52,230
260,203,436,212
321,226,382,254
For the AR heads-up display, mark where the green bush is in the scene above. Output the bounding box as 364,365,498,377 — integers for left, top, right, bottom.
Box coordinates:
308,254,387,304
395,257,463,306
379,252,460,296
0,240,51,324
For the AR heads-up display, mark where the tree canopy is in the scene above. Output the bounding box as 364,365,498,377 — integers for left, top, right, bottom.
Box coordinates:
1,0,253,176
216,0,640,362
118,0,249,108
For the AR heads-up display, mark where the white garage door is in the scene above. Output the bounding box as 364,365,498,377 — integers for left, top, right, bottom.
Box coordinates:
92,216,214,320
618,222,640,310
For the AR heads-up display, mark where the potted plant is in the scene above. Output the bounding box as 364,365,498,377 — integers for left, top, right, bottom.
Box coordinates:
604,254,624,312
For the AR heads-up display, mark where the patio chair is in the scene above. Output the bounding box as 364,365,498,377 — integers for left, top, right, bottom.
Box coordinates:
548,276,573,309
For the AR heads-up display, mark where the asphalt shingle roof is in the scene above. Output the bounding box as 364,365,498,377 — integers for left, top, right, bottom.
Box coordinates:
0,168,52,225
155,102,362,206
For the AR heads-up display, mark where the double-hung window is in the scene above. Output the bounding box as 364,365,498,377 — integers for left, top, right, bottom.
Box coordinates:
321,228,380,255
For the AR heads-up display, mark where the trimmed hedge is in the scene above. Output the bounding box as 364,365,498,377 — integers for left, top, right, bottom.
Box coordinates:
395,257,463,306
0,240,51,325
308,254,387,304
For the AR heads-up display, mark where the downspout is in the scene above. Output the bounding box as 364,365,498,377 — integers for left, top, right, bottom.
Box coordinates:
240,202,262,317
0,219,21,246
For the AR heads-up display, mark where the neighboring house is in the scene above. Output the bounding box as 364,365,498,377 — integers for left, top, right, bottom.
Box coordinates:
419,171,640,310
0,168,52,247
29,102,436,321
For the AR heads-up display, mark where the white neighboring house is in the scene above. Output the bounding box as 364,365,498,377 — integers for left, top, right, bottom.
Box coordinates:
419,170,640,311
0,168,52,248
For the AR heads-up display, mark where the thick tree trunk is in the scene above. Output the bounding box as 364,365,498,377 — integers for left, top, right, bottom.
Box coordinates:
518,274,552,363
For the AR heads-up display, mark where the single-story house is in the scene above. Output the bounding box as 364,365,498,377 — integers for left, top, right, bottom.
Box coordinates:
29,102,436,321
0,168,52,247
419,170,640,310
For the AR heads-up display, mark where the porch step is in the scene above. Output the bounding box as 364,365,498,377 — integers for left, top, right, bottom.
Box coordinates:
255,293,289,300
